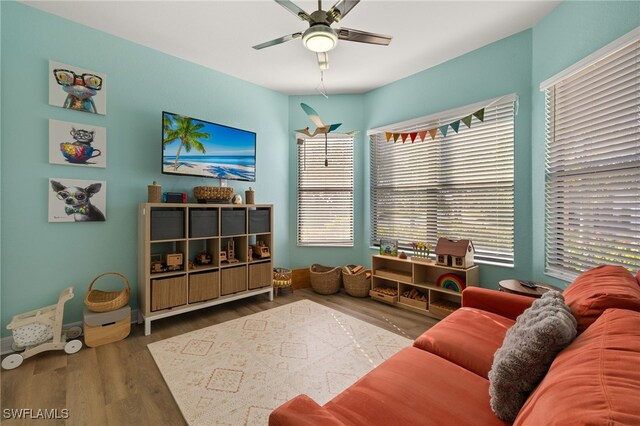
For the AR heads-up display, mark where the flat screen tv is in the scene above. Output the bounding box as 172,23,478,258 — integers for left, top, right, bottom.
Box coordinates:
162,111,256,182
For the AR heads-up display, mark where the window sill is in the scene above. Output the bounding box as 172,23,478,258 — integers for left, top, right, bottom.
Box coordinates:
368,246,513,268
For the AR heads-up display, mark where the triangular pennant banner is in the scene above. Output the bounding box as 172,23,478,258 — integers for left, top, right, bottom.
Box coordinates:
381,104,491,146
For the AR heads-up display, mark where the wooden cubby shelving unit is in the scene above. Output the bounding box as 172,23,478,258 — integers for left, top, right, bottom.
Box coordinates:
137,203,273,335
371,254,479,319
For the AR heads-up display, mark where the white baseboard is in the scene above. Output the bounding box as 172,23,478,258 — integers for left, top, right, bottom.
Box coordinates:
1,309,139,355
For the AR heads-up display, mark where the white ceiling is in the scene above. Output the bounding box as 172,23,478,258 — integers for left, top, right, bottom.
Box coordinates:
22,0,560,95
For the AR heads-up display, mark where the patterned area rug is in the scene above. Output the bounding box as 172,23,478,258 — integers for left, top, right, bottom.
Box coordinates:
148,299,412,425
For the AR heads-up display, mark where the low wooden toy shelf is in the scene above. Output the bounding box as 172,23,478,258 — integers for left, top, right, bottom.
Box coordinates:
370,254,479,319
138,203,274,335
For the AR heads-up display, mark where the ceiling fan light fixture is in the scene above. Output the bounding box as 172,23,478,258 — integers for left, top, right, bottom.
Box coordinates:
302,25,338,53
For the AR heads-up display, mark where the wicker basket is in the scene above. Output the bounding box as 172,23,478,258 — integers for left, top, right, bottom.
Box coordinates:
84,272,130,313
342,265,371,298
273,268,292,288
193,186,234,201
310,264,342,295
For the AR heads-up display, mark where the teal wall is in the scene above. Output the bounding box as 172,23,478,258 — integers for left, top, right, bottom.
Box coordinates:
287,94,366,269
363,30,534,288
530,1,640,286
0,2,290,334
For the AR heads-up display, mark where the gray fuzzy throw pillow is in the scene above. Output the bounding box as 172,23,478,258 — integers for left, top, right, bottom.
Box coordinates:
488,291,577,422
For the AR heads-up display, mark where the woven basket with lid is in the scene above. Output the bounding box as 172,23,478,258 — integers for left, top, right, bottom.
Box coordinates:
193,186,234,201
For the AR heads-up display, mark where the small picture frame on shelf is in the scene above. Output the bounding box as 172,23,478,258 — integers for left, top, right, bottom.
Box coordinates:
379,239,398,257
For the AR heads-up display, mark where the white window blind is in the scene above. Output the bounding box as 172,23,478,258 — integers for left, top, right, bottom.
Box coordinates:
543,35,640,281
297,134,354,246
370,97,515,265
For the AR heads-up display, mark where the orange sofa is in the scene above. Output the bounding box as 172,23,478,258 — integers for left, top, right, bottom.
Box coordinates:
270,266,640,425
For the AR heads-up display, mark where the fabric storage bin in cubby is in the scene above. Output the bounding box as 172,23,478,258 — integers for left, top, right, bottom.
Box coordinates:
221,209,246,236
189,271,219,303
249,262,272,290
220,266,247,295
189,209,218,238
249,209,270,234
151,275,187,311
151,210,184,240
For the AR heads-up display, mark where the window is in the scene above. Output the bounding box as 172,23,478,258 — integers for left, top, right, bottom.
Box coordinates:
542,30,640,281
370,95,516,266
297,134,354,246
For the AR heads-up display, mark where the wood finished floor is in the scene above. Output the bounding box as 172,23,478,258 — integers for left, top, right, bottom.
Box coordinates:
0,289,437,425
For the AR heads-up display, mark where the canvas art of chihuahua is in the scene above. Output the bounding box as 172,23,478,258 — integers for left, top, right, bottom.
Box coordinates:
51,180,105,222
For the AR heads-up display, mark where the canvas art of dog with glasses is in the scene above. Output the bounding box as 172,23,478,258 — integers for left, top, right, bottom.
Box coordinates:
49,178,106,222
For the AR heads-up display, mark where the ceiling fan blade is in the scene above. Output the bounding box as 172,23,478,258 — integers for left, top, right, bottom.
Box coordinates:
327,0,360,24
337,28,392,46
252,32,302,50
317,52,329,70
275,0,312,22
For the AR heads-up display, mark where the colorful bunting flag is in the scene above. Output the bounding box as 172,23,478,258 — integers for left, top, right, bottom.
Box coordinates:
473,108,485,122
380,103,492,146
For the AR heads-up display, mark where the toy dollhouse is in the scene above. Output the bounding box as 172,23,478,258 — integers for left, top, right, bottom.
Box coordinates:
434,238,475,269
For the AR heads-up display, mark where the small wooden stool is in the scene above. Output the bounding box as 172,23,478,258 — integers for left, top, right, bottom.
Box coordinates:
83,306,131,347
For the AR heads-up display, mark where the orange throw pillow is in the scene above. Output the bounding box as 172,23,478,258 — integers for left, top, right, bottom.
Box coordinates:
563,265,640,333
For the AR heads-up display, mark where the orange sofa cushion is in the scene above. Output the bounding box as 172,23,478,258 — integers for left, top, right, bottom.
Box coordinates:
269,394,346,426
462,287,534,320
514,308,640,425
413,307,514,378
319,347,508,426
563,265,640,333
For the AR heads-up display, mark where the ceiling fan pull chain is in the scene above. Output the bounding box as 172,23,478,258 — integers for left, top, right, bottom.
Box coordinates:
316,70,329,99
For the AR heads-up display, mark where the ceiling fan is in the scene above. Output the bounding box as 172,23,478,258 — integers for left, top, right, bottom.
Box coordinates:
252,0,392,70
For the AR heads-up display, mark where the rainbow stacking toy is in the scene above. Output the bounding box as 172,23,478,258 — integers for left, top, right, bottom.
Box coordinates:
436,273,466,293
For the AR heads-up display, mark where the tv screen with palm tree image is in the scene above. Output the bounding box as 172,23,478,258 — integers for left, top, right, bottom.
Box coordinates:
162,111,256,182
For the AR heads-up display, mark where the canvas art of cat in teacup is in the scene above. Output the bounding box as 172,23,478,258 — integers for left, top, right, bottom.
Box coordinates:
49,119,107,168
